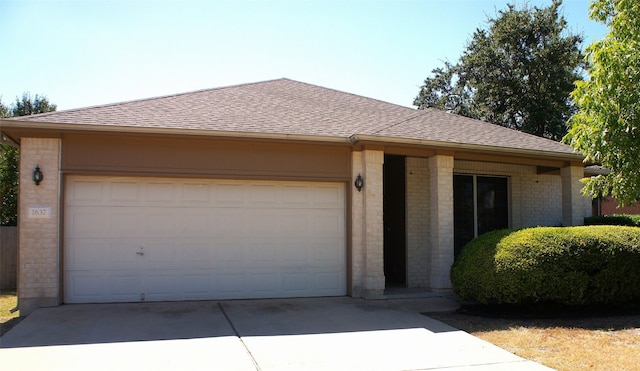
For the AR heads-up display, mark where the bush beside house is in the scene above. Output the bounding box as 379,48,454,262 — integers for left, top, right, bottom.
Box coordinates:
584,214,640,227
451,226,640,308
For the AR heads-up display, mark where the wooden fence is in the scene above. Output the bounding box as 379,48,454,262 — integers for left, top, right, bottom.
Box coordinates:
0,227,17,291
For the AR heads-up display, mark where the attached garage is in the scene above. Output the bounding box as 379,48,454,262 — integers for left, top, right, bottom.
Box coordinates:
64,176,347,303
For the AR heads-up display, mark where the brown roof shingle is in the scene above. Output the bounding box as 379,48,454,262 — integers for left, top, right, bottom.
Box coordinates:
5,78,579,157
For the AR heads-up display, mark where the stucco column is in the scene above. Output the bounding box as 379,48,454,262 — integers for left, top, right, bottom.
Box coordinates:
429,154,454,291
18,138,62,315
561,164,585,226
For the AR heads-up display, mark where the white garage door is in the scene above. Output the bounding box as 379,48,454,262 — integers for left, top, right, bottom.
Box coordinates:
64,176,346,303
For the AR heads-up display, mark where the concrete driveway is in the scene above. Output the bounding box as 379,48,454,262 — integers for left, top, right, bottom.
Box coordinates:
0,297,551,370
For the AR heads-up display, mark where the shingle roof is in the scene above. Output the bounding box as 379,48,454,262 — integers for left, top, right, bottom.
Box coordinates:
5,78,579,157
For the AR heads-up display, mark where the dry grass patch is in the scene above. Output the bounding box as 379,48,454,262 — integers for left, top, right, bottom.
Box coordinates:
0,291,21,337
431,311,640,371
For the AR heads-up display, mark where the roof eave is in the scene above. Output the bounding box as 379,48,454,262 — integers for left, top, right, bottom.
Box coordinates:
0,120,352,145
350,134,585,162
1,120,586,161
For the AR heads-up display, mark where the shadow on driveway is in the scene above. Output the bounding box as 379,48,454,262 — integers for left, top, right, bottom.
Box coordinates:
1,297,455,348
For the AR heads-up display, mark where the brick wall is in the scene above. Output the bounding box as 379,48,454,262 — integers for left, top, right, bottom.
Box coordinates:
454,160,563,228
406,157,430,288
18,138,61,315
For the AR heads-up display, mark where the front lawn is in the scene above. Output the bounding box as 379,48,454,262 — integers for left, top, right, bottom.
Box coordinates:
0,291,21,336
431,311,640,370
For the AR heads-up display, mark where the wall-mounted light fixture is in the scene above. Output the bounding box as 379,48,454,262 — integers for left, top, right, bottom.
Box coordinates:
33,165,43,186
354,174,364,192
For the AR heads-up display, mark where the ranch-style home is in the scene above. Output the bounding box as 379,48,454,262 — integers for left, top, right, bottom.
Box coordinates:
0,79,586,315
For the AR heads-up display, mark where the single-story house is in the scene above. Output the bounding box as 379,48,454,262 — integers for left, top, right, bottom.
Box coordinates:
0,79,586,315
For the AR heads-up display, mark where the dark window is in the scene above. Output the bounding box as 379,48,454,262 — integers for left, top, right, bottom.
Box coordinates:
454,175,508,257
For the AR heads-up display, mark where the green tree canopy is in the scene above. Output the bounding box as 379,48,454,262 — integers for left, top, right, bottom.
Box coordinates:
565,0,640,203
0,93,57,226
414,0,584,141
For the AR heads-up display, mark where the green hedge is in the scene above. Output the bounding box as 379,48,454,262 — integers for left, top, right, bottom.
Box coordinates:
451,226,640,307
584,214,640,227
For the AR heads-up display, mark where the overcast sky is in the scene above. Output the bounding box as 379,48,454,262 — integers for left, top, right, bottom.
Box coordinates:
0,0,607,111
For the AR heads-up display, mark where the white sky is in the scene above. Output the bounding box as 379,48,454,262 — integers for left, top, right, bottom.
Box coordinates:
0,0,607,111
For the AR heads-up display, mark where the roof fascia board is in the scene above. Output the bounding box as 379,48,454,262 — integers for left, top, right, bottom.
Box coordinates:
351,134,584,162
0,120,352,145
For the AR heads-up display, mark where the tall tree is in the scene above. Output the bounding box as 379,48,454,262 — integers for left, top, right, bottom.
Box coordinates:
414,0,584,141
0,93,57,226
565,0,640,203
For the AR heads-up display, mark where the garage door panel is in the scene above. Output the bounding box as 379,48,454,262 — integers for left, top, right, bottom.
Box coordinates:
281,213,310,236
109,274,143,299
179,240,212,265
69,180,104,203
67,209,108,238
246,211,279,235
280,240,310,262
145,211,178,237
282,185,309,205
216,211,245,235
313,185,344,207
216,183,244,204
180,212,212,236
144,272,179,299
145,251,177,270
66,271,107,301
180,182,210,202
110,181,140,202
146,182,176,202
110,211,143,237
249,184,278,204
216,273,247,296
108,241,145,268
66,239,106,270
214,240,246,265
283,272,311,291
65,176,346,303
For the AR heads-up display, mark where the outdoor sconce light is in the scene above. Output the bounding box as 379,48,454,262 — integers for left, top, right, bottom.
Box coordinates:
354,174,364,192
33,165,43,186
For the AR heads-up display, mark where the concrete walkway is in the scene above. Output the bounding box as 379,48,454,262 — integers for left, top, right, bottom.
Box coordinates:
0,296,552,370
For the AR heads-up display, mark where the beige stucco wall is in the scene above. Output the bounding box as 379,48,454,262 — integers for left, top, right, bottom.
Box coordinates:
18,138,61,315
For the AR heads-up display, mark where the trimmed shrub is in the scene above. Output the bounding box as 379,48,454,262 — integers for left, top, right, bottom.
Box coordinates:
451,226,640,307
584,214,640,227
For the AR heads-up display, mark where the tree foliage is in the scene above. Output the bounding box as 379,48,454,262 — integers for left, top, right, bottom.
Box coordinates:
565,0,640,204
0,93,57,226
414,0,584,141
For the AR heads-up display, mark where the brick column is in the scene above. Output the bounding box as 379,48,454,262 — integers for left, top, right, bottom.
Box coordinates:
429,154,454,290
406,157,430,288
362,149,385,298
561,164,584,226
350,151,365,297
18,138,61,315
